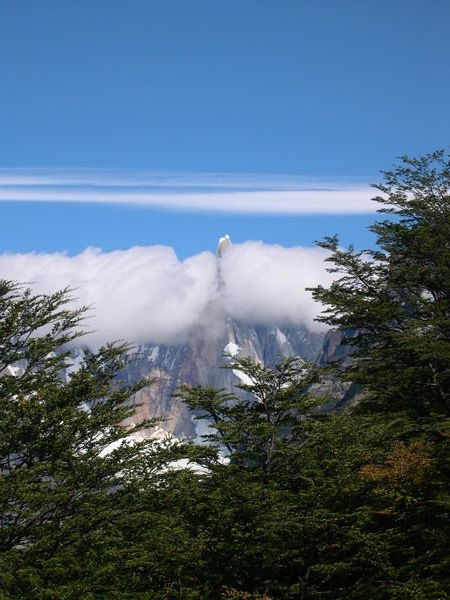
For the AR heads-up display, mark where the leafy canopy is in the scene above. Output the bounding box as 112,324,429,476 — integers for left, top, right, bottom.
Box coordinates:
310,150,450,417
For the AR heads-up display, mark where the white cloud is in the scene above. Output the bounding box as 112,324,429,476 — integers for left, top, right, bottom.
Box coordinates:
0,168,375,214
220,242,332,326
0,242,333,347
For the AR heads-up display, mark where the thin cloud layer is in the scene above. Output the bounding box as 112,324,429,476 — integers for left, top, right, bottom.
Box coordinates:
0,242,333,347
0,169,374,214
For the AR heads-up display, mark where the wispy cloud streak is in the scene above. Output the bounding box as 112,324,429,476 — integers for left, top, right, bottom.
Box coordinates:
0,168,375,214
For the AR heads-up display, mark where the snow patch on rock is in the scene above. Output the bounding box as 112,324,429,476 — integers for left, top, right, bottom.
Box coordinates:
232,368,253,387
223,342,239,357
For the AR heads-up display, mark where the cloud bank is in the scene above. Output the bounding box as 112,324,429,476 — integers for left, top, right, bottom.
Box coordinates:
0,242,333,347
0,168,374,214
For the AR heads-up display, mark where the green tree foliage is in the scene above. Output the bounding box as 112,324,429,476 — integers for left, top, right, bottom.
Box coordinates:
177,358,405,598
310,150,450,417
308,151,450,597
179,356,320,478
177,357,327,598
0,280,206,598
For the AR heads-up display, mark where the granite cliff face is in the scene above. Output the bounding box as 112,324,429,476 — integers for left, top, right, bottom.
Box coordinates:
123,321,325,437
319,328,356,365
121,324,365,437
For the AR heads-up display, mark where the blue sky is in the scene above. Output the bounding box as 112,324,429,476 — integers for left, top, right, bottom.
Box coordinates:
0,0,449,258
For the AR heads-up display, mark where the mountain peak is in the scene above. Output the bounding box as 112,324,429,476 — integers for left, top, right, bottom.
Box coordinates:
217,234,232,258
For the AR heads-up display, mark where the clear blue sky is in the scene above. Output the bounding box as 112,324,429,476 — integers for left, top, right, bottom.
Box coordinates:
0,0,448,257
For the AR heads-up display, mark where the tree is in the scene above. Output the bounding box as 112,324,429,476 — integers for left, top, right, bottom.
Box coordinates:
310,150,450,417
0,280,188,598
177,357,335,598
179,355,320,479
308,151,450,597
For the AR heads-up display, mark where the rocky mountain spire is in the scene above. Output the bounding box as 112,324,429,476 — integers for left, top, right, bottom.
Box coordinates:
216,234,232,290
217,234,232,258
